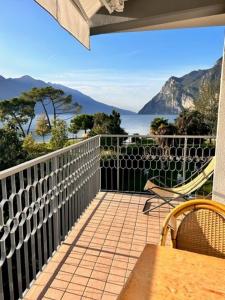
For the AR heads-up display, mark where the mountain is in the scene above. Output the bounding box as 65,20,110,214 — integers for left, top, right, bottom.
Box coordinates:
139,58,222,114
0,75,135,115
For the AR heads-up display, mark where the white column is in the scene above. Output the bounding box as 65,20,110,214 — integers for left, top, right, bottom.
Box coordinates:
213,42,225,203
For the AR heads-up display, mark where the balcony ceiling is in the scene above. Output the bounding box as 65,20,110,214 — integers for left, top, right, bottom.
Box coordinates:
35,0,225,48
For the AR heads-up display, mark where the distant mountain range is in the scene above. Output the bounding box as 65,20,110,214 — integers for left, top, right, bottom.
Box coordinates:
0,75,135,115
1,58,222,117
139,58,222,114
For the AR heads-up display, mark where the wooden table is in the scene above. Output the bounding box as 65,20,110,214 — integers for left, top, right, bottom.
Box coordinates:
118,244,225,300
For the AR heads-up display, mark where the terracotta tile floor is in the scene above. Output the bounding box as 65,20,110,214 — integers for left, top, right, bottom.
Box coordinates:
23,192,173,300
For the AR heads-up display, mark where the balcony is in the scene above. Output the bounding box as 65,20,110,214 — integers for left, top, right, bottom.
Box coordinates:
0,135,216,300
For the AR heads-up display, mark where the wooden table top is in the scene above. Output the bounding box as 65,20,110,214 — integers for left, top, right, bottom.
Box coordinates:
118,244,225,300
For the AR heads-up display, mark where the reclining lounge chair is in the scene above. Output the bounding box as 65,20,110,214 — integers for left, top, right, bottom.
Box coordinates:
143,157,215,213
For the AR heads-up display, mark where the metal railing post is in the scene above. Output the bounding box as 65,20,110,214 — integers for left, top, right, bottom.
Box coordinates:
117,137,120,191
183,137,188,182
98,135,101,192
52,156,59,250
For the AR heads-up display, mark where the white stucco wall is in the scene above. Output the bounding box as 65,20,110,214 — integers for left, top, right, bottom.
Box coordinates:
213,45,225,204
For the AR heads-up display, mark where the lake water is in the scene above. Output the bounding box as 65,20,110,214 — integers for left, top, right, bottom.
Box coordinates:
0,114,177,141
32,114,177,140
120,114,176,135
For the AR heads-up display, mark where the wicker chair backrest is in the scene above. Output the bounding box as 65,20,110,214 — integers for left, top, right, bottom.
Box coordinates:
176,208,225,258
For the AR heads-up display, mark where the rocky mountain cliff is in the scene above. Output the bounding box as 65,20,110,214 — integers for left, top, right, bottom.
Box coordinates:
0,75,135,115
139,58,222,114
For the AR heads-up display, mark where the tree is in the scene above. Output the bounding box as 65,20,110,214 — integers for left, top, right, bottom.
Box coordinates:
0,127,27,170
108,110,127,135
0,97,35,137
195,82,220,134
50,119,68,149
88,111,127,147
22,134,50,158
35,114,51,142
151,117,167,135
90,113,111,135
89,111,127,136
175,110,210,135
68,123,79,139
150,117,177,150
69,114,94,134
150,117,177,135
43,86,81,121
23,134,39,155
23,86,81,129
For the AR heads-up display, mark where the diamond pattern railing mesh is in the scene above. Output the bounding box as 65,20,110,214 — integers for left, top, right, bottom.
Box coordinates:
100,135,216,195
0,136,100,300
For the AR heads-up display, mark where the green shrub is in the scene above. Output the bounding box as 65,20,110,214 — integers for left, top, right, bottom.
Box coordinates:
22,134,51,158
50,119,68,150
0,127,27,170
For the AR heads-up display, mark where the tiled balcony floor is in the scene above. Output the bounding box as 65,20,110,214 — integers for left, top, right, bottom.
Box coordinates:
24,192,173,300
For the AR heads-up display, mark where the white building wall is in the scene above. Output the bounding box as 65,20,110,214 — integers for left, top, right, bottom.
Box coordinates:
213,45,225,204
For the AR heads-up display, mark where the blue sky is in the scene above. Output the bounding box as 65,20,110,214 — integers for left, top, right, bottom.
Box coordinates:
0,0,224,112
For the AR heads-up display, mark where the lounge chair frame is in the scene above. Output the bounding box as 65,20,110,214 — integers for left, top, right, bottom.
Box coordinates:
143,157,215,213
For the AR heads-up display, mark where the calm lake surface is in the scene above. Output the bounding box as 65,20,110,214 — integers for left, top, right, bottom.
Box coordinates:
32,114,177,141
0,114,177,141
120,114,177,135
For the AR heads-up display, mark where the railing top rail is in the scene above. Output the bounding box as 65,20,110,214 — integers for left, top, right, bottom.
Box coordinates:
0,135,100,180
0,134,216,180
99,134,216,139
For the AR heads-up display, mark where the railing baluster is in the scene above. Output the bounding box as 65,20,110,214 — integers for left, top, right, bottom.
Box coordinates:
117,137,120,191
183,137,188,182
0,267,4,300
100,134,216,194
